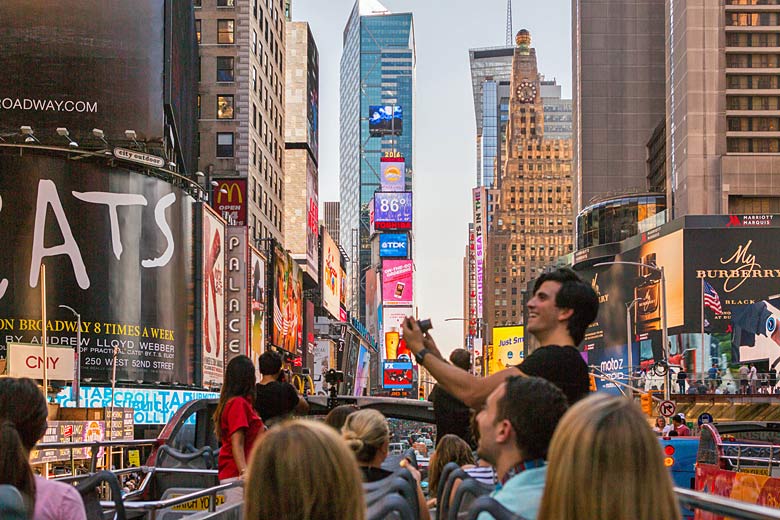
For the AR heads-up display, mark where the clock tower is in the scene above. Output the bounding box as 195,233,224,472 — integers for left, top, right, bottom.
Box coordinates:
484,30,574,344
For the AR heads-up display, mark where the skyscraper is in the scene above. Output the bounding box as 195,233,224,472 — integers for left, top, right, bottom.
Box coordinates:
339,0,415,320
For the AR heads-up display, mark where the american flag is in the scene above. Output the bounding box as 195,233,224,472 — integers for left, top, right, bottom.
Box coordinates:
703,280,723,315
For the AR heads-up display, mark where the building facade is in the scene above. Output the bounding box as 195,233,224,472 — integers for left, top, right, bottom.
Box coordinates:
339,0,415,320
486,31,574,339
572,0,666,213
196,0,286,244
323,201,341,245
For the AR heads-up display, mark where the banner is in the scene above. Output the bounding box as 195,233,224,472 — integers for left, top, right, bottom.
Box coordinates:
212,179,246,226
321,227,340,319
202,205,226,387
224,227,248,365
0,154,195,385
249,247,266,369
382,306,413,361
473,188,486,317
272,245,303,353
365,269,379,340
7,343,74,380
468,225,478,336
382,260,413,307
491,326,524,373
380,157,406,192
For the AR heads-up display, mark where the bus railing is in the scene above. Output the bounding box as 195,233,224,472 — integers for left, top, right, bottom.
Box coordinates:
36,438,159,474
719,441,780,473
676,487,780,520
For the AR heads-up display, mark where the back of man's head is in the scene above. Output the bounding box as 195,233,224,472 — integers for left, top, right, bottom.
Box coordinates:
498,376,568,460
532,268,599,345
449,349,471,371
259,351,283,376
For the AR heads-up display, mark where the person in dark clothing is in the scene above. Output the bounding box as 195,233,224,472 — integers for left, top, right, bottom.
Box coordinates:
254,350,308,425
403,268,599,408
429,349,475,448
676,369,687,394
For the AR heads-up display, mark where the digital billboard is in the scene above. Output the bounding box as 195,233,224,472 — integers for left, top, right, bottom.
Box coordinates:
306,158,319,279
382,260,414,307
212,179,247,226
491,326,525,373
380,157,406,192
249,247,267,370
365,269,379,340
0,154,196,385
374,192,412,230
224,227,249,365
312,339,333,395
202,205,226,387
473,188,486,318
368,105,403,136
380,233,409,258
383,360,413,389
321,227,341,319
306,27,319,161
354,345,371,396
272,245,303,353
382,306,413,361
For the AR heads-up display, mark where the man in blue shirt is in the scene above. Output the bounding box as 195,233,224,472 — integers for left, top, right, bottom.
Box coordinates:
475,376,568,520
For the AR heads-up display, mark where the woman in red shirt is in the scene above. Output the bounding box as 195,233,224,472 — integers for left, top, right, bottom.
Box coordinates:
213,355,265,490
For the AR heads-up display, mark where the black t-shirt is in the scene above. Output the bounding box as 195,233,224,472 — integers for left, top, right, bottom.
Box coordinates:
428,385,475,449
254,380,299,422
514,345,590,404
360,465,395,483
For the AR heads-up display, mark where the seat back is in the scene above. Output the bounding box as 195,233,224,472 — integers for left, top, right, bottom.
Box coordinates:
156,444,215,469
75,470,127,520
152,445,218,499
464,496,529,520
0,485,27,520
437,462,461,508
440,467,469,520
447,477,493,520
362,468,419,519
367,493,416,520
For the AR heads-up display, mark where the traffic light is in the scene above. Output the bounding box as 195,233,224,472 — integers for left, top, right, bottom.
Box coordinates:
640,393,654,416
589,375,597,392
418,386,425,400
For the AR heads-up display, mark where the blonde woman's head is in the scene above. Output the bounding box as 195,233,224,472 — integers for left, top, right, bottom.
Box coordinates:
244,420,365,520
341,409,390,465
538,393,680,520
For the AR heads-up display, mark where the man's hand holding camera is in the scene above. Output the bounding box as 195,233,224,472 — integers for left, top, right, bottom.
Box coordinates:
401,317,443,362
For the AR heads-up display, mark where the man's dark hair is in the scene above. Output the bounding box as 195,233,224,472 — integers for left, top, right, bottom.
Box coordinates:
259,350,283,375
496,376,568,460
450,349,471,371
532,267,599,345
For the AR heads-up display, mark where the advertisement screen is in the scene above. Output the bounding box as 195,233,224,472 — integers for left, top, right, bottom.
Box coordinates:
306,158,319,279
382,260,413,307
586,343,633,396
374,192,412,230
321,228,341,319
307,29,319,161
212,179,247,226
312,339,333,395
340,267,348,308
249,247,267,369
380,157,406,192
202,205,226,387
473,188,486,318
382,306,413,361
0,0,166,143
365,269,379,339
368,105,403,136
0,154,195,385
383,361,413,389
354,345,371,396
380,233,409,258
224,228,248,365
272,245,303,353
491,326,524,373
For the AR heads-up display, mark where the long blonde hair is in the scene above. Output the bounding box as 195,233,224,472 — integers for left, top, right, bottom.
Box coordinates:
341,409,389,464
537,393,680,520
244,420,365,520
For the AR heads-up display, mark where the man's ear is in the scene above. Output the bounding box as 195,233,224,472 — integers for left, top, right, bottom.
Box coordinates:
495,419,513,444
557,307,574,322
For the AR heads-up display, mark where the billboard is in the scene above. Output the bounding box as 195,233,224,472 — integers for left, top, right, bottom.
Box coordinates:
354,344,371,396
312,339,333,395
0,154,195,385
382,260,414,307
491,326,525,373
473,188,486,318
202,205,226,387
321,228,341,319
249,247,267,369
380,233,409,258
224,227,249,366
306,158,319,279
382,306,413,361
467,224,478,336
383,360,413,389
306,28,319,161
374,192,413,230
380,157,406,192
8,343,75,380
212,179,247,226
272,245,303,353
366,269,379,340
587,343,634,396
340,266,348,309
369,105,403,136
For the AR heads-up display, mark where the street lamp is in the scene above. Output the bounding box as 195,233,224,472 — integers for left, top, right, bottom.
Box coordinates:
595,260,670,401
626,297,644,387
444,317,484,376
59,305,81,407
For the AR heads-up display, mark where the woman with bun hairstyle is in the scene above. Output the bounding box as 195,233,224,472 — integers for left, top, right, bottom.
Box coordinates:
342,409,430,520
0,377,86,520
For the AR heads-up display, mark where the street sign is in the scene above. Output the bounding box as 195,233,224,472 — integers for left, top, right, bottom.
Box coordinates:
698,412,714,426
659,400,677,418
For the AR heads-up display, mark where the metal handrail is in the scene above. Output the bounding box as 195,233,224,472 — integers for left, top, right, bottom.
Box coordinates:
37,439,159,450
676,488,780,520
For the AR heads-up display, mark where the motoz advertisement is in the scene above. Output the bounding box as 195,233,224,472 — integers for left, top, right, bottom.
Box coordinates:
272,245,303,353
201,205,226,387
0,154,195,385
382,260,414,307
374,192,412,230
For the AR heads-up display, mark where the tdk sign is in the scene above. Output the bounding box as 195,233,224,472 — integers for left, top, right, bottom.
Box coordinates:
379,233,409,258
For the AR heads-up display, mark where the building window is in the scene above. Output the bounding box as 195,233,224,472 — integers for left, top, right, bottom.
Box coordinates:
216,57,235,82
195,20,201,44
217,133,234,157
197,95,201,118
217,20,235,44
252,29,257,55
193,0,201,7
251,66,257,91
217,0,235,6
217,95,234,119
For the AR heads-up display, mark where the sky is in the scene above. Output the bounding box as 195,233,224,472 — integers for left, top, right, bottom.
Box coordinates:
293,0,572,356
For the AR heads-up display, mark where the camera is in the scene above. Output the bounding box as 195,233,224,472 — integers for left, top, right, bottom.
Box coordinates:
418,319,433,334
325,369,345,385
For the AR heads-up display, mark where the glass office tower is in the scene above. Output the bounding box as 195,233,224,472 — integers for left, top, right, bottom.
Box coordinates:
340,0,415,320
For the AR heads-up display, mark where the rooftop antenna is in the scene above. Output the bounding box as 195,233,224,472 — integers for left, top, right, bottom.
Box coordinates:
505,0,513,46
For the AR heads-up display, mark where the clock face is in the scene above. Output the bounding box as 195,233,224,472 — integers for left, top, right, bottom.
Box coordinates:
516,81,537,103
